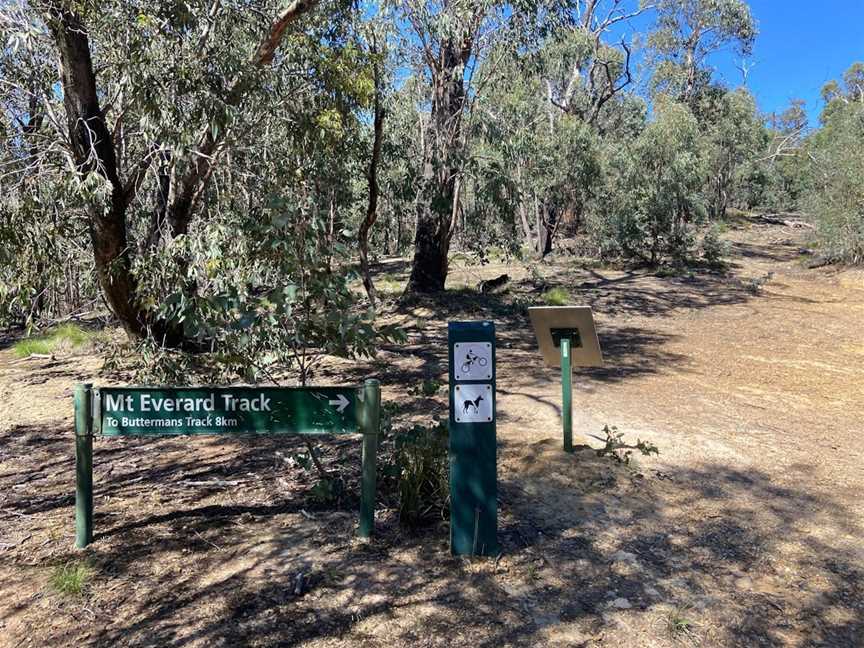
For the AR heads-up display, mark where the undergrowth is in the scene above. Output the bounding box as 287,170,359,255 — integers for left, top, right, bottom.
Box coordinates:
379,404,450,528
594,425,659,465
49,560,93,597
13,323,95,358
543,287,570,306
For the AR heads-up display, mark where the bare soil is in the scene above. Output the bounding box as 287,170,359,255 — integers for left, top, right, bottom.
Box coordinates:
1,216,862,647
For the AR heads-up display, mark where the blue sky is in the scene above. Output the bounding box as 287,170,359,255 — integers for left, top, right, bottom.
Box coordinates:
712,0,864,124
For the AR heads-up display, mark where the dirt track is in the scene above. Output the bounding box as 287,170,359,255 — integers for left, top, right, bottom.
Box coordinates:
1,216,862,647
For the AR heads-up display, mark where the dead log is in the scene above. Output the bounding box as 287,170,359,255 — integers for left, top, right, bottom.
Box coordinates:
806,257,834,269
757,214,814,229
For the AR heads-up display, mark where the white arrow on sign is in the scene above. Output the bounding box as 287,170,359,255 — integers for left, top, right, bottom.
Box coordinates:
328,394,350,413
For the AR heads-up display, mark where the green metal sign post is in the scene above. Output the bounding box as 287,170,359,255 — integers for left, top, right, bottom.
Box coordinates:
74,383,94,548
448,321,498,557
73,380,381,548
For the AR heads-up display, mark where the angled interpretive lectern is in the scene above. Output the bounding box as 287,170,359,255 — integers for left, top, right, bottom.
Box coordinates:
528,306,603,452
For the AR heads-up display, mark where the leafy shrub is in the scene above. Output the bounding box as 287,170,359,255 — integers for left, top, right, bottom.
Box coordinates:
308,477,345,506
798,65,864,265
598,100,708,264
408,378,442,397
395,422,449,527
380,419,450,528
700,225,729,267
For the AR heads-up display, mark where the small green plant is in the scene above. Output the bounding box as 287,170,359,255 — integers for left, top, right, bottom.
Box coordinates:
409,378,442,397
506,295,533,316
13,338,54,357
666,605,697,638
526,263,546,288
700,226,729,267
743,271,774,294
308,477,344,506
386,421,449,528
543,287,570,306
49,560,92,597
375,275,405,296
595,425,659,465
13,323,95,358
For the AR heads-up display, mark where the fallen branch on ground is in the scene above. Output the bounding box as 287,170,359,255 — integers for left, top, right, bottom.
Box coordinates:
757,214,814,229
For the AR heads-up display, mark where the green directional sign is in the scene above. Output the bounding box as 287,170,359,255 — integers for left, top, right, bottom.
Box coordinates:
73,382,381,549
96,387,358,436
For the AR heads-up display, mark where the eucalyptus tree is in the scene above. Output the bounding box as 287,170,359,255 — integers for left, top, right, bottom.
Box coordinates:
697,86,764,218
0,7,81,323
514,0,652,254
356,23,387,307
736,98,807,212
539,0,652,127
470,48,604,257
394,0,657,283
649,0,755,105
0,0,371,341
804,63,864,264
393,0,506,293
603,99,707,262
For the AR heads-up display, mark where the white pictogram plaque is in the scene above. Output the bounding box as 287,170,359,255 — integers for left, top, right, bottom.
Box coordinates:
454,342,493,381
454,384,493,423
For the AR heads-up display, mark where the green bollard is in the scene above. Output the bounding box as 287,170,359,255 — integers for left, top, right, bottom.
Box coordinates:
358,379,381,538
561,337,573,453
74,383,94,548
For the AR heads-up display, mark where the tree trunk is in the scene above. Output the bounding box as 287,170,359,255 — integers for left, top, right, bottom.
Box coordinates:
46,5,147,338
358,39,385,307
534,194,543,255
407,185,452,292
540,202,557,257
519,201,534,251
405,37,467,294
395,207,403,255
44,1,319,343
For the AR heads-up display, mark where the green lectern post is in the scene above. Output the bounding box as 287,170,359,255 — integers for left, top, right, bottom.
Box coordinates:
528,307,603,453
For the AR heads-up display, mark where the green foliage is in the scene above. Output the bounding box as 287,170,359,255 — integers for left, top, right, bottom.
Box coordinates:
595,425,660,465
651,0,756,103
698,88,767,218
381,419,450,528
2,0,862,353
700,225,730,267
543,287,570,306
49,561,92,598
308,477,345,507
12,323,94,358
600,100,708,263
469,43,606,255
666,604,698,638
109,194,404,384
408,378,443,397
13,338,53,357
804,64,864,264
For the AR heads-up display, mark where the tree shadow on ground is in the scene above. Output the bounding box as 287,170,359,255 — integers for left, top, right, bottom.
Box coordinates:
7,436,858,647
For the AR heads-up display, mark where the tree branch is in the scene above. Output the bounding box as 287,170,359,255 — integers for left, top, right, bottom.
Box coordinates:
253,0,317,66
167,0,320,236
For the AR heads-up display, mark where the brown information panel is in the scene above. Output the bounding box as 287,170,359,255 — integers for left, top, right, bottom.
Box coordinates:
528,306,603,368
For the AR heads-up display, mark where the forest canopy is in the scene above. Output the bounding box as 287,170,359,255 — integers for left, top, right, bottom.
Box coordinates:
1,0,861,361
